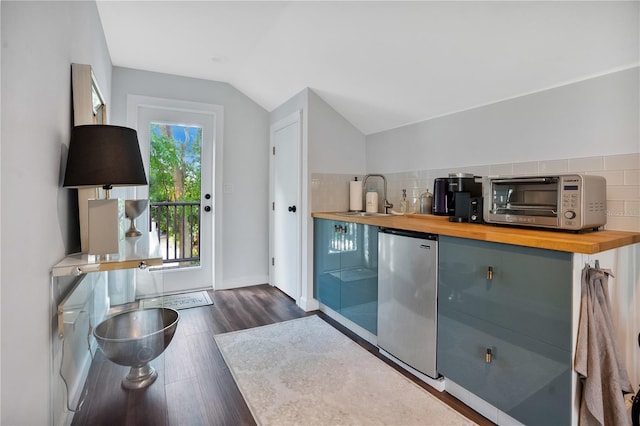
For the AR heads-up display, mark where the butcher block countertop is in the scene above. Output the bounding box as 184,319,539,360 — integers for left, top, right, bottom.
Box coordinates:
312,212,640,254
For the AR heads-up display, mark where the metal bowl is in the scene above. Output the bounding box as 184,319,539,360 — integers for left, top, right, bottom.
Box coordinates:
94,308,179,389
125,199,148,220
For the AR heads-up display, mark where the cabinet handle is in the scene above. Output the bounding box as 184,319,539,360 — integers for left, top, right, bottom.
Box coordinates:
486,348,493,363
487,266,494,280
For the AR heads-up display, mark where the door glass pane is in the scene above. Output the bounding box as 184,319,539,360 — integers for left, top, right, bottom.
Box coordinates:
149,122,202,269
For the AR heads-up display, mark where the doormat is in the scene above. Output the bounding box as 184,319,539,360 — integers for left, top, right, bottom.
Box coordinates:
140,290,213,310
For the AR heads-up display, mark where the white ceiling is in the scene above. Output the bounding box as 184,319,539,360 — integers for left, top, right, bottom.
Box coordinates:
96,1,639,135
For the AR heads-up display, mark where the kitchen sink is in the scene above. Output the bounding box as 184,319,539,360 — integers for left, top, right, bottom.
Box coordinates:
335,211,391,217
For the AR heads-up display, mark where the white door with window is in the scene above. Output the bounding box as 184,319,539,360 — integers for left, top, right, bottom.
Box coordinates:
127,96,223,296
270,111,302,301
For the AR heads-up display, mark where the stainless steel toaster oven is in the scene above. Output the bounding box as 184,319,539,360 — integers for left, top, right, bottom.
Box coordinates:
483,174,607,231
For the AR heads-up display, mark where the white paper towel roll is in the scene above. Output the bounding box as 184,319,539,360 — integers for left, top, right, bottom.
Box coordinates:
350,180,363,211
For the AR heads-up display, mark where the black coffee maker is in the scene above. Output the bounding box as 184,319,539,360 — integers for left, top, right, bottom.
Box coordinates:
432,173,483,222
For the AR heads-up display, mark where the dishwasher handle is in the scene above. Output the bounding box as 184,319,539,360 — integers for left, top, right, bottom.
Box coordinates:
379,227,438,241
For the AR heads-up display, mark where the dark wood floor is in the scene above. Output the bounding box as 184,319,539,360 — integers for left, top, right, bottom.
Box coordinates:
72,284,493,425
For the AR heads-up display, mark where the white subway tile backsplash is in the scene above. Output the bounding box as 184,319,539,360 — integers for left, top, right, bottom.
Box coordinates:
568,156,604,172
625,170,640,185
466,165,492,177
607,200,625,217
589,170,625,185
311,173,352,212
312,153,640,232
512,161,539,176
604,153,640,171
606,216,640,231
607,185,640,201
489,163,513,176
625,201,640,217
538,159,568,174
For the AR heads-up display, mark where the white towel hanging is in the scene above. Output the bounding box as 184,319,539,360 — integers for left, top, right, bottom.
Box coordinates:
575,265,631,426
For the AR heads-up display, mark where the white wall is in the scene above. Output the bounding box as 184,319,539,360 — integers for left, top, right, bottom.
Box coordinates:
367,67,639,173
111,67,270,289
308,90,366,175
0,1,112,424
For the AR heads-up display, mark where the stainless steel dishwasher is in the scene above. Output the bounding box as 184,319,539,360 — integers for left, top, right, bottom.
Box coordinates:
377,228,438,378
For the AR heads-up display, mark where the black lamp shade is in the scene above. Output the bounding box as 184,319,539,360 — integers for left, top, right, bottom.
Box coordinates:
64,125,148,189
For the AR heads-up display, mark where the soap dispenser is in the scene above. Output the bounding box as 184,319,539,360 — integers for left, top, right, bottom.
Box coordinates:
400,189,408,213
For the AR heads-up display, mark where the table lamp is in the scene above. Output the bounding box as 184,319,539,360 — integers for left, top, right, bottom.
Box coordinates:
64,125,148,255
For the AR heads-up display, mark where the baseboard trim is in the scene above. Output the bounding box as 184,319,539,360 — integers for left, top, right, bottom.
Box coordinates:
298,295,320,312
378,348,445,392
216,275,269,290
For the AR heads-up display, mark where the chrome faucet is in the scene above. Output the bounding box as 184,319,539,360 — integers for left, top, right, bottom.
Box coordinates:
363,174,393,214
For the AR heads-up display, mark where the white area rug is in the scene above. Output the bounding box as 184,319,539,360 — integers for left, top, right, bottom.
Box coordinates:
140,290,212,310
214,315,476,425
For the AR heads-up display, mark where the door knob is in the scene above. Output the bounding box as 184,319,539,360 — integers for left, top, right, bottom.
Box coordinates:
288,205,297,213
204,206,211,212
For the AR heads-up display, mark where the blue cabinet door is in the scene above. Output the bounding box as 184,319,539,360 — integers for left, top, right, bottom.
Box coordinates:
313,219,378,334
340,222,378,334
313,219,341,311
438,236,572,425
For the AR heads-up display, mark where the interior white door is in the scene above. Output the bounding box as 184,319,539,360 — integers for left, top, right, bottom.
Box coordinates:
136,105,215,296
271,111,301,301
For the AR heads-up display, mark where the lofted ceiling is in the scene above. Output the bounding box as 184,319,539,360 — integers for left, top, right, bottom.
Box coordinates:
96,1,639,135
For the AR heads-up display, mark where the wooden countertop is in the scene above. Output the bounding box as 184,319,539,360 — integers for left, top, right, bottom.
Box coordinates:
312,212,640,254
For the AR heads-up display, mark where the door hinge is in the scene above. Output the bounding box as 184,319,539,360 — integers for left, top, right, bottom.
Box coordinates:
272,257,275,266
272,146,275,155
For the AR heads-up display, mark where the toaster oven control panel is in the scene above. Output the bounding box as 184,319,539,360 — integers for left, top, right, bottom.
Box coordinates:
561,178,581,226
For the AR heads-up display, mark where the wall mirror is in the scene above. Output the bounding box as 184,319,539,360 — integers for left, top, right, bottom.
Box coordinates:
71,63,107,252
72,63,105,126
91,71,106,124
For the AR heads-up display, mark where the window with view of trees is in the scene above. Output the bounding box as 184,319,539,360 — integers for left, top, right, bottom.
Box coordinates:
149,123,202,266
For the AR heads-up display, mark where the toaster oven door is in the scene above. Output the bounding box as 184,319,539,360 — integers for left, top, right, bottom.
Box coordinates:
487,177,560,226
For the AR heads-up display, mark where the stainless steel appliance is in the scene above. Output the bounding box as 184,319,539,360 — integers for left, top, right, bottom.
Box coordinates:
483,174,607,231
378,228,438,378
432,173,483,222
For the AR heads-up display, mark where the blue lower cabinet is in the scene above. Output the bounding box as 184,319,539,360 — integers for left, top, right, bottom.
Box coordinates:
438,236,572,425
314,219,378,334
313,219,341,311
340,266,378,334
